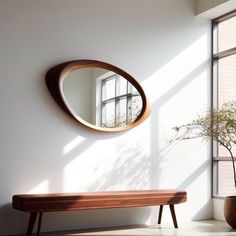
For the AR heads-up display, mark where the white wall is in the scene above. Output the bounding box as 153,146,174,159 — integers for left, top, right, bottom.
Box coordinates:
213,198,225,221
0,0,212,234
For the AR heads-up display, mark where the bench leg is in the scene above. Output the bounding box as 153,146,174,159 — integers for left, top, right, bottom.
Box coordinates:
158,205,163,224
37,212,43,236
27,212,38,235
169,204,178,228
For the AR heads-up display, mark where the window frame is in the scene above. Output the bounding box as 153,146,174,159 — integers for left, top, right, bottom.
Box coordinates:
212,10,236,198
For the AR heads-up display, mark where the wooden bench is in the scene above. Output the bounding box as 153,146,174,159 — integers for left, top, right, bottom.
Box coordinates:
12,190,187,235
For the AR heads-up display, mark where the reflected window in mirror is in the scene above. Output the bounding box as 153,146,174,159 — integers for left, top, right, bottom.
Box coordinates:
101,74,142,128
62,68,142,128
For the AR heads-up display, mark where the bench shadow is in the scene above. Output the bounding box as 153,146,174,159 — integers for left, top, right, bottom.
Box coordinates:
0,203,28,234
16,224,162,236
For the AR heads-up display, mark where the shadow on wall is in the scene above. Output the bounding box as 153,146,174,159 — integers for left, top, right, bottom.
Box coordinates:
86,140,151,191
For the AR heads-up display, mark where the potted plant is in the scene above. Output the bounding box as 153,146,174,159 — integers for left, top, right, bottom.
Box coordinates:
172,101,236,228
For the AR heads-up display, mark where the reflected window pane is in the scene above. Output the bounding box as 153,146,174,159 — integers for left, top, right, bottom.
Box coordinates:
102,101,115,128
218,16,236,52
127,82,137,94
116,98,127,127
102,76,115,100
116,76,127,96
131,83,139,95
101,73,143,128
131,95,142,121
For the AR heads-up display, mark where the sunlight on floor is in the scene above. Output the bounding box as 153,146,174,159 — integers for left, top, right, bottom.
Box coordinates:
24,220,236,236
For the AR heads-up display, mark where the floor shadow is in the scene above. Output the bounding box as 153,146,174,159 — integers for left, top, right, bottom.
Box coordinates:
13,221,236,235
0,203,28,234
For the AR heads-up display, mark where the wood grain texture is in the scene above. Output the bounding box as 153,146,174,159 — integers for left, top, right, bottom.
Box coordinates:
12,190,187,212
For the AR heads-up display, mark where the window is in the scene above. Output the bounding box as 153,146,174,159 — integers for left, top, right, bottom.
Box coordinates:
212,11,236,197
101,74,142,128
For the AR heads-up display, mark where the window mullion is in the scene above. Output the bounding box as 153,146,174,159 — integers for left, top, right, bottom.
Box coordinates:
213,47,236,60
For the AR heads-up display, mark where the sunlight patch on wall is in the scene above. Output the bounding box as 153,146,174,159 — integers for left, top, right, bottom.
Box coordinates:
63,127,151,192
28,180,49,194
158,69,209,139
155,135,211,220
63,136,85,155
146,33,211,220
143,34,208,104
185,166,212,220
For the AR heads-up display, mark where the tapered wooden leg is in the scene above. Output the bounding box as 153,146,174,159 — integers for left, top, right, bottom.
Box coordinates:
37,212,43,236
27,212,38,235
158,205,163,224
169,204,178,228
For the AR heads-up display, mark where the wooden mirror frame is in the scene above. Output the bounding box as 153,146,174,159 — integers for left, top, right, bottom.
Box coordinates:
46,60,151,132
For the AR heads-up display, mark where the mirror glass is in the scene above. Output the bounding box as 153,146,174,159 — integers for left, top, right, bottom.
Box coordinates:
62,67,143,128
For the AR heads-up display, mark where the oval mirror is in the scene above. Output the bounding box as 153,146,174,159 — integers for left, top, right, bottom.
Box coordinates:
46,60,151,132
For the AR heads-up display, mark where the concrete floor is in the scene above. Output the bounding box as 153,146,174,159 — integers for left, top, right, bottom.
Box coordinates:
24,220,236,236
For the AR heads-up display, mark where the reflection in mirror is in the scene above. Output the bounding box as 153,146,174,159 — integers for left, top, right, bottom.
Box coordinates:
63,68,142,128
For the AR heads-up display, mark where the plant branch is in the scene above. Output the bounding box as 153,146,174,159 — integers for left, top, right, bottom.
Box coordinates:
172,101,236,190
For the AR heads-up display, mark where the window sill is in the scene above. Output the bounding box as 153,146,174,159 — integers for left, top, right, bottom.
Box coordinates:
213,196,224,200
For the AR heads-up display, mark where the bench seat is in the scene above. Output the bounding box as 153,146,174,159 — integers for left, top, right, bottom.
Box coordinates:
12,189,187,235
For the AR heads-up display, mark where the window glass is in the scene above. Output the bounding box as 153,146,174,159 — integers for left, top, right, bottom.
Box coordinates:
218,54,236,157
102,101,115,128
218,16,236,52
116,76,127,96
218,54,236,106
217,161,236,196
102,77,115,101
